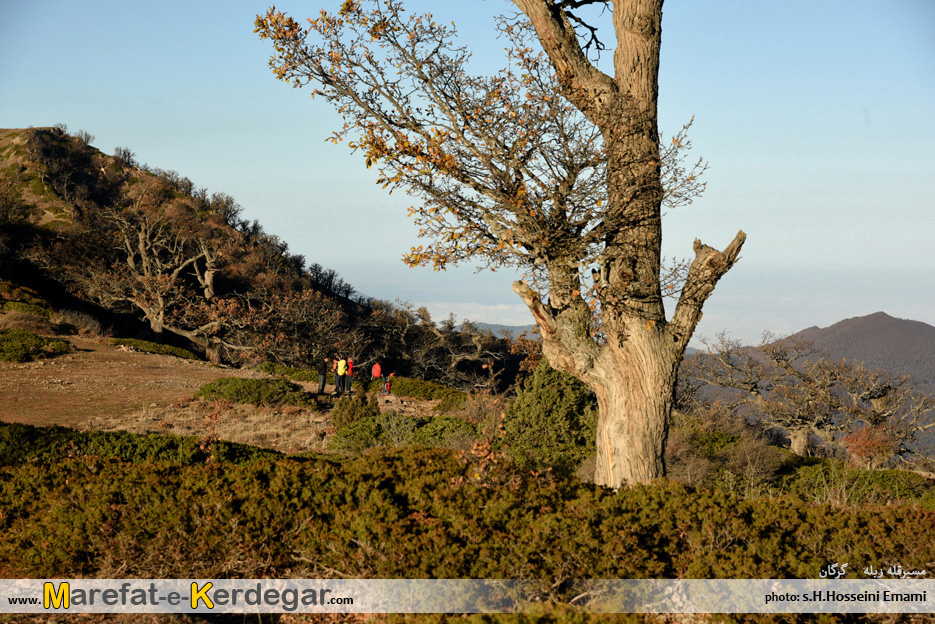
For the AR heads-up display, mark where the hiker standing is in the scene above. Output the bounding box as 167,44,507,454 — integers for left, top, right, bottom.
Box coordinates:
371,362,382,388
317,356,330,395
331,357,341,394
334,356,348,395
346,358,354,394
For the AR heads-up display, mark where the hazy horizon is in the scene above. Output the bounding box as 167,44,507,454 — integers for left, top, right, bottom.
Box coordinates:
2,0,933,347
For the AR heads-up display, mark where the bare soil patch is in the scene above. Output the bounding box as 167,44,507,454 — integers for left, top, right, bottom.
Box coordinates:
0,336,262,428
0,334,461,454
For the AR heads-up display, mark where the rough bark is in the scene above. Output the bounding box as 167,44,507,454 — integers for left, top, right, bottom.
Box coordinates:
789,429,810,457
512,0,746,488
590,329,675,485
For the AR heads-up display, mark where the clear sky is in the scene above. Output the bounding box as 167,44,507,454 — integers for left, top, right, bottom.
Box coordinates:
2,0,933,346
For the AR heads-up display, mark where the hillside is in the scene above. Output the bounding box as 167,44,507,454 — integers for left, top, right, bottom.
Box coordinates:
0,126,521,390
789,311,935,394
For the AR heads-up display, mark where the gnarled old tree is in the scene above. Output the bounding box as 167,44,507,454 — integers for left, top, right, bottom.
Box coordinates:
257,0,746,487
688,333,935,465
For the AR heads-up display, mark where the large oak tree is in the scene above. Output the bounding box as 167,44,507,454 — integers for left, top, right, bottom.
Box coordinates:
257,0,745,487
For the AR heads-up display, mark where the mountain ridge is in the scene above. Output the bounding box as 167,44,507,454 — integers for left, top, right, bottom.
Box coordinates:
787,311,935,394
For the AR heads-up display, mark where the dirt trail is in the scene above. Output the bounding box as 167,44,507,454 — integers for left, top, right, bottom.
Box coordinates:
0,336,262,428
0,335,449,454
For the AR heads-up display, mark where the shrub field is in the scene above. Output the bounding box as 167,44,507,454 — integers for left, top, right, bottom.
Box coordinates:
112,338,200,360
195,376,315,408
0,328,71,361
1,422,933,586
368,376,467,412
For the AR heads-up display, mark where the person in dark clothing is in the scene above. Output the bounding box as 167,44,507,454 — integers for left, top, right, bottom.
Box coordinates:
317,357,330,395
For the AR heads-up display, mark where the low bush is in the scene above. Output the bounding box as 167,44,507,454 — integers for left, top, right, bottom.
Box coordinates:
501,359,597,475
330,393,380,429
289,369,319,382
408,415,477,449
0,422,280,467
329,414,478,453
0,328,70,362
55,309,103,336
779,459,935,509
2,446,934,582
254,361,319,382
195,377,314,408
2,300,51,317
329,416,386,452
666,402,786,497
112,338,199,360
0,280,51,309
367,376,467,412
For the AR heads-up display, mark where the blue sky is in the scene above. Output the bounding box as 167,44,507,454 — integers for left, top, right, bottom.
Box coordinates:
1,0,933,346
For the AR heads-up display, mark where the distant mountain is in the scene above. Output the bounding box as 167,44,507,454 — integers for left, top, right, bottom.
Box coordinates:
788,312,935,395
465,321,702,355
461,322,536,339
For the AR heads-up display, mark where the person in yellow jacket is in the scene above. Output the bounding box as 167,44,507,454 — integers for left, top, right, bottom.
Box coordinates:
333,356,348,395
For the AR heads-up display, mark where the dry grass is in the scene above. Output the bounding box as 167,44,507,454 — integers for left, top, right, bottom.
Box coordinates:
0,310,57,334
53,308,105,337
86,397,332,454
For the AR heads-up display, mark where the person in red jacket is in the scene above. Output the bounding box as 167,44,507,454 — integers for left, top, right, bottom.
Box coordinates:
382,372,395,396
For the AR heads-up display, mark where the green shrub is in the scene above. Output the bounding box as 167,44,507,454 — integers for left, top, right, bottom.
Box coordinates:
288,369,318,382
195,377,314,407
112,338,199,360
665,401,789,496
254,361,319,382
377,412,421,447
331,393,380,429
329,416,386,452
3,301,51,317
780,459,935,508
435,391,468,412
501,359,598,474
694,430,741,456
330,414,479,453
409,416,477,448
1,447,934,582
0,280,52,309
29,177,55,198
0,328,70,362
366,376,467,412
0,422,280,467
254,361,286,376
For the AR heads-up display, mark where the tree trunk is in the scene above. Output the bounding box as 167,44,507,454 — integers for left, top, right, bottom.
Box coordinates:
205,338,223,364
509,0,745,489
149,317,164,338
789,429,810,456
589,327,676,487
